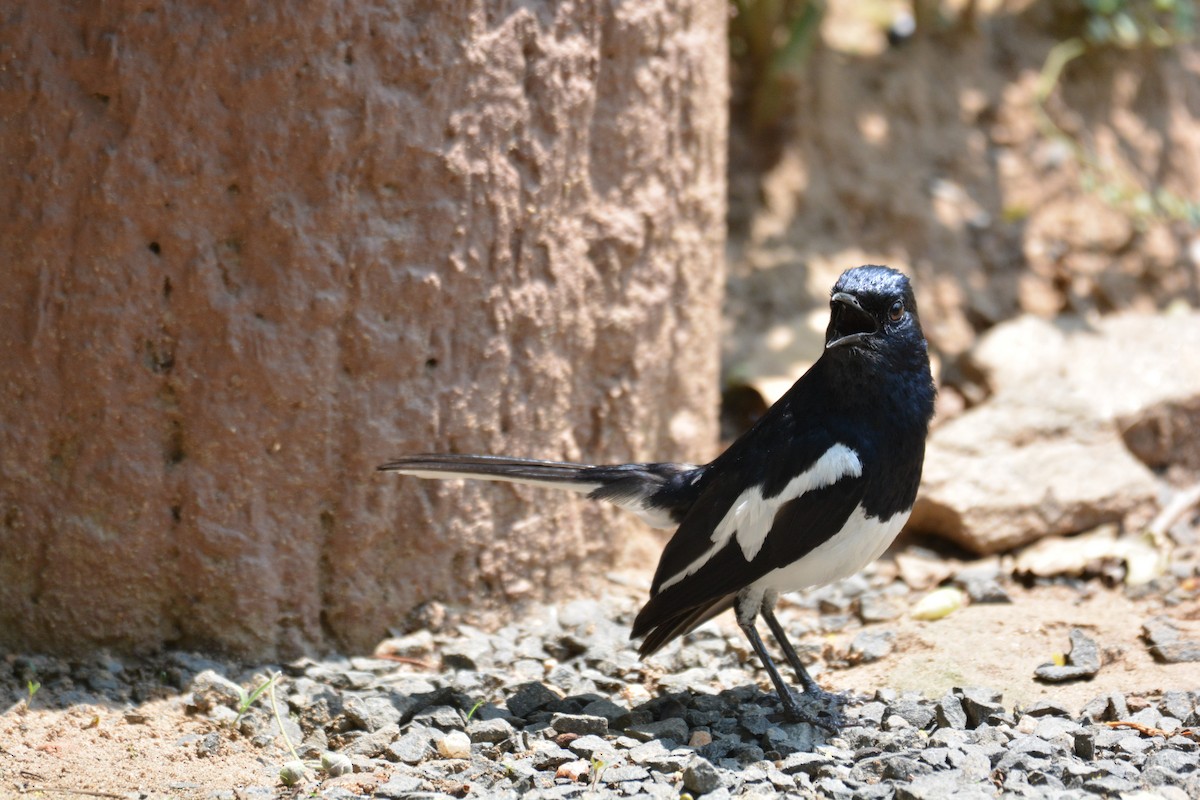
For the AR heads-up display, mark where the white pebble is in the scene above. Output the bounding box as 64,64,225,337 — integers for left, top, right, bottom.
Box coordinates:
911,586,966,620
437,730,472,759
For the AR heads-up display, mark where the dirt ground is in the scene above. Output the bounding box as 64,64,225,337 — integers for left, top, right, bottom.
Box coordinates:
3,578,1197,799
5,1,1200,797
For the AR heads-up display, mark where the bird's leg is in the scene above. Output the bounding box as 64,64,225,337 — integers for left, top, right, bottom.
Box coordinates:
734,602,841,731
760,607,827,697
736,614,810,722
761,607,847,729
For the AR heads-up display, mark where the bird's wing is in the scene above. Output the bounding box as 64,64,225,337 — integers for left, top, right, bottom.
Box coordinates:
632,431,868,651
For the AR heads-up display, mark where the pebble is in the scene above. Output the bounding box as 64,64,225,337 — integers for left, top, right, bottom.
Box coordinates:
683,755,724,793
9,592,1200,799
435,730,471,759
1143,616,1200,663
1034,628,1102,682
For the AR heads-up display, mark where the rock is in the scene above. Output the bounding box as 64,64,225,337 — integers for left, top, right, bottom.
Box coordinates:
682,755,724,794
958,687,1005,729
1034,628,1102,682
435,730,471,759
849,630,895,663
625,717,690,744
887,698,936,729
580,698,627,724
565,734,617,762
341,724,400,759
1159,691,1199,726
374,775,426,799
386,730,434,764
858,593,906,623
1022,700,1074,718
343,694,403,732
910,314,1198,554
466,717,516,743
550,713,608,736
1143,616,1200,663
935,694,969,730
505,682,560,718
190,670,244,713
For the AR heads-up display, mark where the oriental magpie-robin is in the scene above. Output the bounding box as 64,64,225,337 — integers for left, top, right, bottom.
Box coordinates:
380,265,935,727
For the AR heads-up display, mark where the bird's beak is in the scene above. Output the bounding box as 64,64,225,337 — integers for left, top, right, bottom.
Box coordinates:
826,292,878,350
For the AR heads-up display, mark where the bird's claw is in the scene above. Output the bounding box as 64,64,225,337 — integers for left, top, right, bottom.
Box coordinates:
774,687,848,732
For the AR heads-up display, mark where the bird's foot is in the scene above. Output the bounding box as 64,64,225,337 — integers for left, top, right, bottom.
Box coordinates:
774,686,848,732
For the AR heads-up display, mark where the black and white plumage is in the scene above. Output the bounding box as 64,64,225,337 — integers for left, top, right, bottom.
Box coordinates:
380,265,936,727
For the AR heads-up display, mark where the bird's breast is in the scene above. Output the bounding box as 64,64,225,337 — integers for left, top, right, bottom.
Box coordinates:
750,504,911,595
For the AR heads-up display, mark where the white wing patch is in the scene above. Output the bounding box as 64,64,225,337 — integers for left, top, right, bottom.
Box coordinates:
656,443,863,592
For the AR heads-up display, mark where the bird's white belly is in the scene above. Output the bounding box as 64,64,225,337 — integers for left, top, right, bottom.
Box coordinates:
752,504,910,595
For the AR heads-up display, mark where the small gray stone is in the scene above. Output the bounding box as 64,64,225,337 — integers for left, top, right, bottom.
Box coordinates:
779,751,830,776
505,682,559,718
566,734,617,761
855,700,887,727
467,717,516,743
625,717,689,744
895,772,995,800
1160,691,1199,726
343,694,403,732
1032,715,1080,741
849,630,895,663
1145,749,1200,780
386,730,434,764
959,577,1011,604
1144,616,1200,663
957,687,1005,728
550,712,608,736
1034,628,1101,682
935,693,969,730
580,698,627,724
887,698,936,729
1022,699,1074,717
1084,774,1139,794
195,731,222,758
682,756,723,794
190,670,244,713
410,704,464,730
341,724,400,758
529,745,576,770
374,775,426,799
600,764,651,784
858,594,905,623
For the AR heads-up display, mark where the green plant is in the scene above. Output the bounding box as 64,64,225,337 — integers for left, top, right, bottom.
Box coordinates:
730,0,824,130
1035,0,1199,224
465,698,486,722
25,679,41,706
589,756,609,793
234,672,280,724
1079,0,1194,48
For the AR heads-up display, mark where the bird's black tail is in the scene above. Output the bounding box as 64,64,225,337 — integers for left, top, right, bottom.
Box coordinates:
378,454,700,530
378,454,598,490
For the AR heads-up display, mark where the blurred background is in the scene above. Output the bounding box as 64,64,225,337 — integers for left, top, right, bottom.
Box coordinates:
721,0,1198,427
1,0,1197,661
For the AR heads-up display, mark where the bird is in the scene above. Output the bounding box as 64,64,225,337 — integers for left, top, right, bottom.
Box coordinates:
379,265,936,727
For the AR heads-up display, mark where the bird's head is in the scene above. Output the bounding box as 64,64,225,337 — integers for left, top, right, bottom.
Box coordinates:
824,265,925,357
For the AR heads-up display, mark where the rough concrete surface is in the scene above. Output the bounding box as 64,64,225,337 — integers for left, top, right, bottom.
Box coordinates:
0,1,728,657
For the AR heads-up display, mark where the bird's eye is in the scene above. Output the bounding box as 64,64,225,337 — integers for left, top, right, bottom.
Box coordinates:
888,300,904,322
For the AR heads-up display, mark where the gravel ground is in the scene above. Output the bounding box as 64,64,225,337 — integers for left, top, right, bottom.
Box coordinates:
4,571,1198,800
